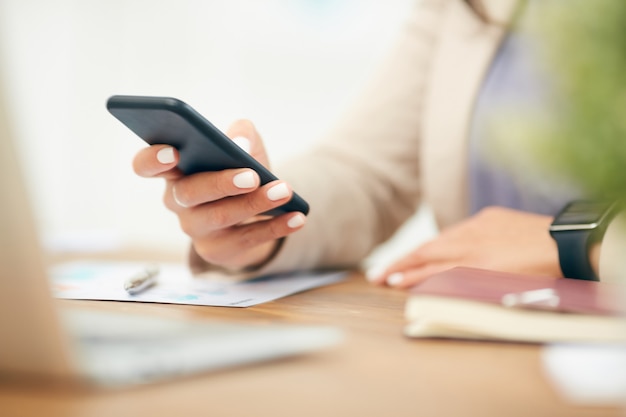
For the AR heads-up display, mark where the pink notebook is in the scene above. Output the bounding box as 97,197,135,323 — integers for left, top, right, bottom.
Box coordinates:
410,267,624,315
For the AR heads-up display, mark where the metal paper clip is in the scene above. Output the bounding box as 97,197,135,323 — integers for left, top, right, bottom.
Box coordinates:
501,288,560,311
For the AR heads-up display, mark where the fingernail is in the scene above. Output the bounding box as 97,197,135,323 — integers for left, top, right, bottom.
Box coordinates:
157,147,175,164
386,272,404,287
232,136,251,154
287,213,306,228
233,171,256,189
267,183,289,201
172,186,189,208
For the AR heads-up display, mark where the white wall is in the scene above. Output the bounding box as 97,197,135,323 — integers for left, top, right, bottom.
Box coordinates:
0,0,432,264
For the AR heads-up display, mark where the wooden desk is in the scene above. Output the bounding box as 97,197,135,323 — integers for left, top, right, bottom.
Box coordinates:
0,271,620,417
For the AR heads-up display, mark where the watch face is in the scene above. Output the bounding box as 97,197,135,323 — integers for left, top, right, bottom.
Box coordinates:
550,201,615,230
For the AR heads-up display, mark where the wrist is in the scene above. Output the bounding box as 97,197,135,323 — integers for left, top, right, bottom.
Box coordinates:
242,237,286,272
549,200,619,281
188,238,286,275
589,241,602,278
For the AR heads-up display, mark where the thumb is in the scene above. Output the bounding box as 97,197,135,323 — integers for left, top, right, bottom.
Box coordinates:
225,119,271,169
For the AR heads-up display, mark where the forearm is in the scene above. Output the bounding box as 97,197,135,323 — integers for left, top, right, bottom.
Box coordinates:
188,0,445,277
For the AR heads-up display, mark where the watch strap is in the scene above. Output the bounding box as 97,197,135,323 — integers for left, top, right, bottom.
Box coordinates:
550,229,599,281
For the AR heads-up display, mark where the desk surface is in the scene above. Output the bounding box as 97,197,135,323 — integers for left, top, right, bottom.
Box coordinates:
0,269,620,417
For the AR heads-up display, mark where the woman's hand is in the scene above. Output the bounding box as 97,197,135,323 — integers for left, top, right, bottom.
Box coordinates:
367,206,561,288
132,119,306,271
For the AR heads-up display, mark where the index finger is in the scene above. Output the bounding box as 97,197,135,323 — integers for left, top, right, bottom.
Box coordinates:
133,145,183,180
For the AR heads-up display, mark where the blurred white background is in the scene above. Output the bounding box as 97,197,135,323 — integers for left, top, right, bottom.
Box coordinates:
0,0,433,264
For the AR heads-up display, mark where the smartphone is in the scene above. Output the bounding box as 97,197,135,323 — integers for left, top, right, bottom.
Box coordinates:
107,95,309,216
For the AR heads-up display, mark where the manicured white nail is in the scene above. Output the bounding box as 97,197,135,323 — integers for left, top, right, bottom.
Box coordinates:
386,272,404,287
172,186,189,208
232,136,251,154
267,183,289,201
287,213,306,228
157,147,175,164
233,171,256,189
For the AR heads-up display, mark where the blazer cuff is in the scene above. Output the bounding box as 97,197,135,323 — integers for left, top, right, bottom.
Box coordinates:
598,210,626,284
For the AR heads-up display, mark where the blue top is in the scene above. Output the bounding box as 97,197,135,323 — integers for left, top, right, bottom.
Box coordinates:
468,1,582,216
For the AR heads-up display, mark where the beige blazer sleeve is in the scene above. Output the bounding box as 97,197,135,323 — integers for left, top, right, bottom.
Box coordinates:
191,0,448,278
599,213,626,284
190,0,518,278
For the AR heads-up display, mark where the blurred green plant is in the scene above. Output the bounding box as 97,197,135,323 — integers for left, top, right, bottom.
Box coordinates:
526,0,626,200
490,0,626,201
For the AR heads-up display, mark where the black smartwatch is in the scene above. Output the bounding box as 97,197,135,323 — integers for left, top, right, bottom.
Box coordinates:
549,200,619,281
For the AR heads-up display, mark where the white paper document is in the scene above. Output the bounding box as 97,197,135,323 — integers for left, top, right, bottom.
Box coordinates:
542,343,626,406
50,261,346,307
